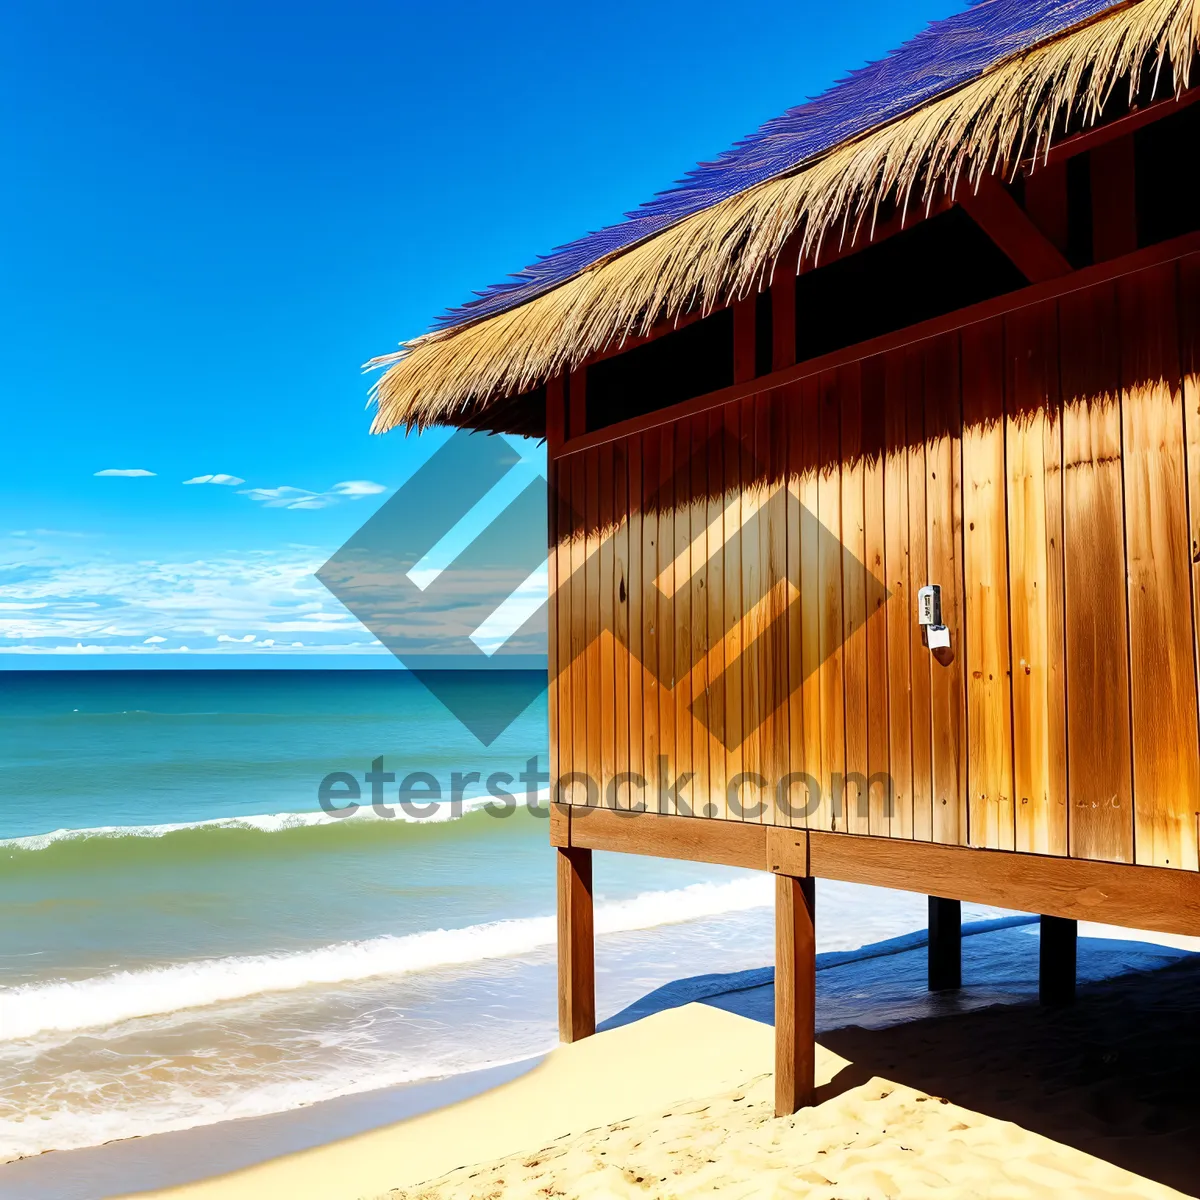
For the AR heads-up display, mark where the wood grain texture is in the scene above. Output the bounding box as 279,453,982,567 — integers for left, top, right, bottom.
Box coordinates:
657,426,676,814
723,403,745,819
557,844,595,1043
641,432,662,814
775,873,816,1116
599,442,616,806
905,350,934,841
1005,301,1067,855
807,831,1200,935
924,334,967,845
689,415,711,820
707,409,728,819
840,364,870,835
1119,264,1200,870
626,437,644,808
1059,282,1134,863
817,371,845,831
862,358,891,836
961,318,1015,850
883,352,914,840
1179,255,1200,864
798,376,823,828
613,441,631,809
565,805,768,869
674,419,695,817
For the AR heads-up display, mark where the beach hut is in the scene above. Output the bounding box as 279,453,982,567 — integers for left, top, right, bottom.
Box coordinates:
369,0,1200,1115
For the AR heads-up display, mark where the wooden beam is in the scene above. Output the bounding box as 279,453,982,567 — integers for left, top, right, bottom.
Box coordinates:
772,239,799,371
1039,915,1077,1007
775,874,816,1116
733,296,756,384
557,845,595,1042
1023,162,1070,256
562,805,769,870
567,367,587,442
1092,135,1138,262
554,226,1200,460
807,831,1200,937
928,896,962,991
1031,88,1200,170
545,375,566,453
958,179,1072,282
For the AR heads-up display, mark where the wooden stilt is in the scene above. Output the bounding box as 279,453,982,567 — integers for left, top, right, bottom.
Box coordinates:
927,896,962,991
557,846,595,1042
775,873,816,1116
1039,914,1077,1007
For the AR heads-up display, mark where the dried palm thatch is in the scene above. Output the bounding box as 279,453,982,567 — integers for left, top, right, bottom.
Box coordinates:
368,0,1200,436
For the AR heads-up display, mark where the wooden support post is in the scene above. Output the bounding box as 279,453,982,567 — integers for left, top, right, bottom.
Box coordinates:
1039,914,1077,1007
927,896,962,991
557,846,595,1042
775,874,816,1116
1091,136,1137,262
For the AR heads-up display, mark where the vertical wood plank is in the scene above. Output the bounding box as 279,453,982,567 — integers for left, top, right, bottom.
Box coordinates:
817,370,845,831
626,437,644,811
1024,162,1069,256
1060,282,1134,863
774,873,816,1116
798,377,823,828
841,364,870,834
553,452,573,792
785,382,808,827
766,392,791,824
612,440,630,809
568,367,588,443
657,426,677,814
689,415,711,820
1006,300,1068,855
1120,264,1200,870
641,433,662,815
585,449,603,806
557,844,595,1043
906,350,934,841
1179,255,1200,865
1091,136,1138,263
734,297,757,385
724,402,745,820
862,357,891,836
570,452,588,805
707,409,728,819
673,419,694,817
925,334,967,845
599,444,616,806
884,351,914,840
741,394,766,820
927,896,962,991
961,317,1015,851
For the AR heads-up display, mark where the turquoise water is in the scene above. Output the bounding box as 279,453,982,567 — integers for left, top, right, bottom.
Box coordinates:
0,671,778,1159
0,669,1000,1161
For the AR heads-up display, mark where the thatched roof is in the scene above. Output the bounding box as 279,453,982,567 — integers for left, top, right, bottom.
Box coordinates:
369,0,1200,437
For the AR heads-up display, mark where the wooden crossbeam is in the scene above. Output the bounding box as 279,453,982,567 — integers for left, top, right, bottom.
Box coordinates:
958,178,1072,283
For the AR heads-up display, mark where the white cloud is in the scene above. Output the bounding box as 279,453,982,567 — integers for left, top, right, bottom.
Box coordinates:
94,469,156,477
328,480,387,497
0,546,390,656
184,474,245,486
238,481,388,510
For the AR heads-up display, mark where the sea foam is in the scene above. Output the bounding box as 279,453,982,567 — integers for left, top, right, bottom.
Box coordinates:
0,789,554,852
0,876,772,1042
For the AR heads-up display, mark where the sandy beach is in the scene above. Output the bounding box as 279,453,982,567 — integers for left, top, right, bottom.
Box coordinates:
105,948,1200,1200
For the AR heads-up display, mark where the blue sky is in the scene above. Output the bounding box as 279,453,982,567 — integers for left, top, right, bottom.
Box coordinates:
0,0,960,665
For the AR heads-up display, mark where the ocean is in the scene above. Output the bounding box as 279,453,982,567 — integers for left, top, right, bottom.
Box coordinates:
0,669,999,1162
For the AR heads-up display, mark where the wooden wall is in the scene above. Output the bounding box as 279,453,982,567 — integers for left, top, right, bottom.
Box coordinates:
549,251,1200,870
